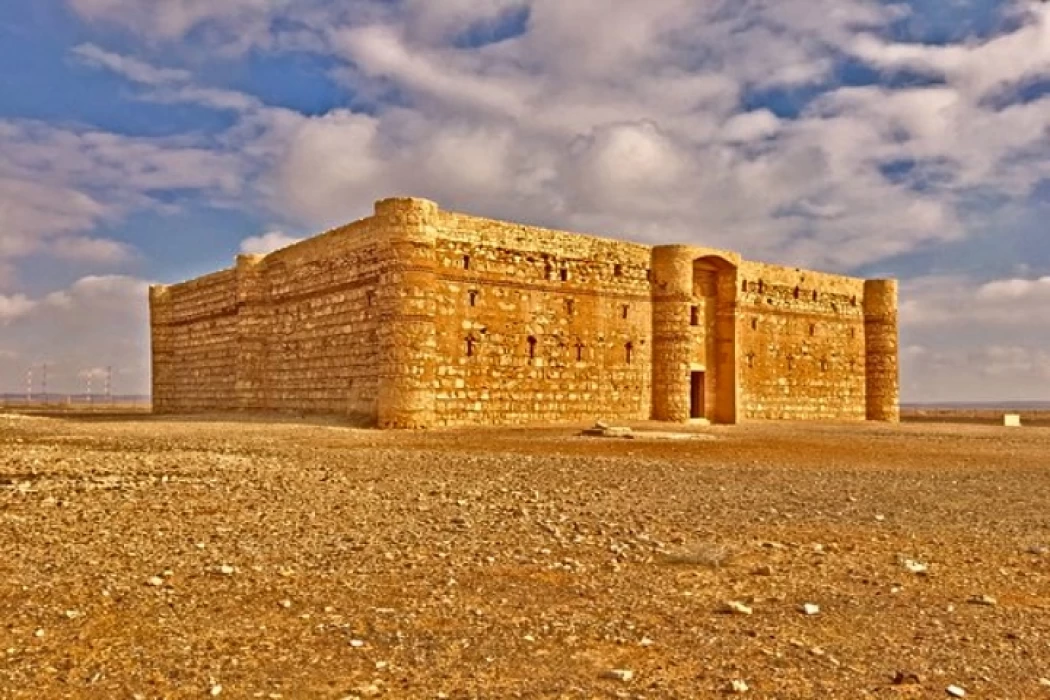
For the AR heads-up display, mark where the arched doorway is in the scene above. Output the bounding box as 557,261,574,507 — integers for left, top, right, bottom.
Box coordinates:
691,256,737,424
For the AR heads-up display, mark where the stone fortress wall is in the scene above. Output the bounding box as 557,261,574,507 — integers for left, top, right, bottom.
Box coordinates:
150,197,899,427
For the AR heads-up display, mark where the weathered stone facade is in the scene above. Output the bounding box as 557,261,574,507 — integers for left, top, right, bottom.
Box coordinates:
150,197,899,428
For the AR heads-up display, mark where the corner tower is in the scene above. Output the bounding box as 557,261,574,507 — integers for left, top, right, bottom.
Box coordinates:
863,279,899,422
374,197,439,429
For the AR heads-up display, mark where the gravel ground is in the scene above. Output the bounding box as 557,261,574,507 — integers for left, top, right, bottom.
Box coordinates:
2,413,1050,699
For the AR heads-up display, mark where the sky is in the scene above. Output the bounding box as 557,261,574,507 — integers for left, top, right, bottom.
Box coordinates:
1,0,1049,402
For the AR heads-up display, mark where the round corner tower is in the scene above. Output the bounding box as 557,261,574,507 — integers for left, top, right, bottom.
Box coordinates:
374,197,440,429
863,279,900,423
650,245,696,422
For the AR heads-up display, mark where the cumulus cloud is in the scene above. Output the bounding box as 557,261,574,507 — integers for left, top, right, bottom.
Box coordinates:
0,276,152,395
900,273,1050,401
850,5,1050,99
0,295,36,324
240,231,301,254
26,0,1050,402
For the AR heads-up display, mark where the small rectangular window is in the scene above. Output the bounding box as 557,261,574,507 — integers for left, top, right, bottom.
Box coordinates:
690,306,700,326
463,255,471,270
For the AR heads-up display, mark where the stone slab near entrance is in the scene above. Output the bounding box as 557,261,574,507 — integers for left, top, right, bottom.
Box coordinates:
149,197,899,428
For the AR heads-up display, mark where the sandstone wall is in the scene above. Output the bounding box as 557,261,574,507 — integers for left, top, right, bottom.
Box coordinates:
257,218,383,417
150,196,900,426
150,270,238,411
737,262,868,420
151,218,387,419
429,211,653,427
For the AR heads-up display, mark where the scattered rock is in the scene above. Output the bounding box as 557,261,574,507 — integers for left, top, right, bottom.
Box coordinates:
218,565,235,576
903,560,929,575
209,684,223,697
752,565,774,576
604,669,634,683
800,603,820,616
580,422,634,439
729,679,749,693
946,685,966,697
146,576,165,587
968,594,997,607
892,670,923,685
720,601,753,616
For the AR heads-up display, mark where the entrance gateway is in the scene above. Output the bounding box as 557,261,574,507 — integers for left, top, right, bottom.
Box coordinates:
690,371,705,419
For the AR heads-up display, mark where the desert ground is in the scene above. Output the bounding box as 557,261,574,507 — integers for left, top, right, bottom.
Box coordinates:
2,412,1050,699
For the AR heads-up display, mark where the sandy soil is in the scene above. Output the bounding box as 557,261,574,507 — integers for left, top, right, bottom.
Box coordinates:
2,413,1050,699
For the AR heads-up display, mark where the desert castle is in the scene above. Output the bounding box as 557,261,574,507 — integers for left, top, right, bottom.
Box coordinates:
149,197,898,428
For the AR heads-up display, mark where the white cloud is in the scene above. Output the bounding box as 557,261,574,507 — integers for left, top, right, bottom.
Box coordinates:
0,276,152,394
71,43,192,85
28,0,1050,403
900,274,1050,401
976,276,1050,302
850,6,1050,99
0,295,36,324
240,231,301,254
67,0,289,44
0,119,244,271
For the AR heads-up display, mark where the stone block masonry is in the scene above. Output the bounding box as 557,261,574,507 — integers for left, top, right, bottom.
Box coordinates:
150,197,899,428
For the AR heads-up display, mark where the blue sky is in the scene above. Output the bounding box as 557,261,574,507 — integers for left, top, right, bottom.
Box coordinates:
1,0,1049,401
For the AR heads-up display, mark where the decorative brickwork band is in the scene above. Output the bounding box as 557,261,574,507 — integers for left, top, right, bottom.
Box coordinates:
863,279,900,423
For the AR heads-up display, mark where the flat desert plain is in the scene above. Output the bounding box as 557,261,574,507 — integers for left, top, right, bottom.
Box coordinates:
2,413,1050,699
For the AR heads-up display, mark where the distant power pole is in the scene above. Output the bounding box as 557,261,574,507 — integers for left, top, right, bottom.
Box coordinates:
41,363,48,406
86,373,93,406
105,366,112,405
25,367,32,404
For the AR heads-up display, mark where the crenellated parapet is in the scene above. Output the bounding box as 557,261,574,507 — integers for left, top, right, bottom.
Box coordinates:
374,197,440,428
863,279,899,422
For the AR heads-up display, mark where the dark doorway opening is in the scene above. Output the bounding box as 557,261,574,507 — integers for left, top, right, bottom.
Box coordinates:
690,371,705,419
